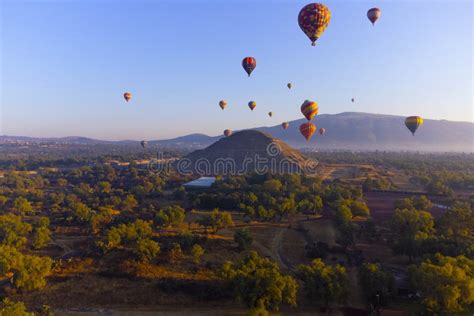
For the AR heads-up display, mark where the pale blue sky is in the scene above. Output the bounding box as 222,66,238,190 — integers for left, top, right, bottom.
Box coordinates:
1,0,472,140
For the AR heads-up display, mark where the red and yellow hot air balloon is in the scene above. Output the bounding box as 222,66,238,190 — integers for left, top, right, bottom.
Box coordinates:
298,3,331,46
282,122,289,130
123,92,132,102
300,122,316,141
367,8,381,26
319,127,325,135
224,129,232,137
242,57,256,77
405,116,423,136
268,112,273,117
301,100,318,121
219,100,227,110
248,101,256,111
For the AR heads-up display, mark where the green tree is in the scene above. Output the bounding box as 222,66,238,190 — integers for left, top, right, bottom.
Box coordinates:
409,254,474,313
191,244,204,263
0,214,32,248
154,205,185,228
13,255,53,291
197,209,234,233
297,259,349,309
32,226,51,249
358,263,394,308
121,194,138,211
221,251,297,313
0,299,34,316
135,238,160,262
234,228,253,251
13,197,32,214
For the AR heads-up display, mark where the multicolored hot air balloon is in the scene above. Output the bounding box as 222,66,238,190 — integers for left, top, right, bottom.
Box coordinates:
242,57,256,77
319,127,325,135
224,129,232,137
248,101,257,111
287,83,292,89
301,100,319,121
282,122,289,130
141,141,147,148
300,122,316,141
405,116,423,136
268,112,273,117
219,100,227,110
367,8,381,26
123,92,132,102
298,3,331,46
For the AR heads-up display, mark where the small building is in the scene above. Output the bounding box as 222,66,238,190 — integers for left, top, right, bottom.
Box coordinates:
183,177,216,190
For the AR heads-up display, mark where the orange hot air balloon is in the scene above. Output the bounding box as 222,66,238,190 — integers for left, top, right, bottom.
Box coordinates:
319,127,325,135
123,92,132,102
367,8,381,26
242,57,256,77
268,112,273,117
282,122,289,130
300,122,316,141
301,100,318,121
298,3,331,46
219,100,227,110
224,129,232,137
248,101,257,111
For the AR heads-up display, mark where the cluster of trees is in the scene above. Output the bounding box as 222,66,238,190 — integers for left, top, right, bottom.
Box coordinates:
196,209,234,233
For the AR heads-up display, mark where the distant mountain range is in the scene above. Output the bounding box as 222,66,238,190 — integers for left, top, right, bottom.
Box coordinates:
2,112,473,152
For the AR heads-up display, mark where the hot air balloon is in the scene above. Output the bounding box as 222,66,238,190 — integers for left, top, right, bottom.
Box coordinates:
367,8,381,25
242,57,256,77
248,101,257,111
123,92,132,102
301,100,319,121
224,129,232,137
141,141,147,148
300,122,316,141
319,127,325,135
405,116,423,136
268,112,273,117
282,122,289,130
287,83,292,89
298,3,331,46
351,98,355,103
219,100,227,110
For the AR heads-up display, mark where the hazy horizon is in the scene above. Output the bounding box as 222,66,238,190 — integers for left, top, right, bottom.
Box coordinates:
1,0,472,140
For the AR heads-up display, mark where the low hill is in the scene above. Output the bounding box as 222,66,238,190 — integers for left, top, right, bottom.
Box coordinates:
181,130,315,175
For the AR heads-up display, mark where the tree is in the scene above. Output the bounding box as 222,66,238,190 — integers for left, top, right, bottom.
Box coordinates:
234,228,253,251
13,197,32,214
197,209,234,233
169,242,183,263
409,254,474,313
263,179,283,195
297,258,348,309
121,194,138,211
71,202,92,222
0,214,32,248
0,299,34,316
350,200,370,217
221,251,297,313
32,226,51,249
358,263,394,309
191,244,204,263
389,208,435,261
13,255,53,291
438,202,473,243
154,205,185,228
135,238,160,262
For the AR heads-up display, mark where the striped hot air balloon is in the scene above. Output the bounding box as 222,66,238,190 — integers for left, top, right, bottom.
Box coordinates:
219,100,227,110
282,122,289,130
367,8,381,26
298,3,331,46
248,101,257,111
405,116,423,136
301,100,319,121
224,129,232,137
123,92,132,102
242,57,256,77
300,122,317,141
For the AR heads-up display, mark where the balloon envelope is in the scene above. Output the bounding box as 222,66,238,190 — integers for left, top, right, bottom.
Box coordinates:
141,141,147,148
219,100,227,110
123,92,132,102
224,129,232,137
319,127,325,135
405,116,423,135
242,57,256,76
287,83,292,89
301,100,319,121
298,3,331,46
367,8,381,25
248,101,257,111
282,122,289,130
300,122,317,141
268,112,273,117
